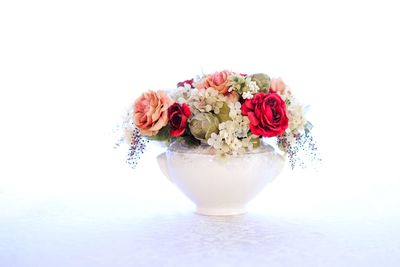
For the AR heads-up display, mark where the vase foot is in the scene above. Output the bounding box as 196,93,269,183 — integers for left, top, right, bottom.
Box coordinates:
195,207,247,216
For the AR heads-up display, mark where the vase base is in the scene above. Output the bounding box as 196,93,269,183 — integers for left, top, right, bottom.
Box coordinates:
195,207,247,216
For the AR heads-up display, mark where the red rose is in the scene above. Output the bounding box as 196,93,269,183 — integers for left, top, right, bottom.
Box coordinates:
241,92,288,137
177,79,194,88
168,103,191,137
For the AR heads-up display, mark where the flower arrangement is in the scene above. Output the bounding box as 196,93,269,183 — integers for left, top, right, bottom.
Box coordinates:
117,70,319,169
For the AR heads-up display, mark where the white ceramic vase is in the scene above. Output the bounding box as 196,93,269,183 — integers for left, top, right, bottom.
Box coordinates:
157,141,285,216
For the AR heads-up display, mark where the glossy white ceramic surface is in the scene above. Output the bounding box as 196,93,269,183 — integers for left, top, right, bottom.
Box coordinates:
157,143,285,215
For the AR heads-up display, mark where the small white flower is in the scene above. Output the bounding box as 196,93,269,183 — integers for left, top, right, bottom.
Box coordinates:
286,96,306,132
242,91,253,99
224,120,236,132
207,133,223,149
228,74,260,99
231,138,242,150
248,80,259,93
219,129,229,139
286,133,295,143
228,101,242,119
189,87,227,113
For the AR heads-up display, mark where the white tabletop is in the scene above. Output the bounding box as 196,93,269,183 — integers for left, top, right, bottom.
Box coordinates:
1,168,400,267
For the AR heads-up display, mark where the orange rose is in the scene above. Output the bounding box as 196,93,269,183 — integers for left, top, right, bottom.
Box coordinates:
197,70,232,94
133,90,172,136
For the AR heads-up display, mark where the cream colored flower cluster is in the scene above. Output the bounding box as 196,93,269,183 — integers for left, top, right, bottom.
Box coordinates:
191,87,226,114
207,101,255,156
172,82,193,103
286,96,307,133
228,74,260,99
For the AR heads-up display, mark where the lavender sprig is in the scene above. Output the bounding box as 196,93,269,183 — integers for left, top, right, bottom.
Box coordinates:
127,128,149,169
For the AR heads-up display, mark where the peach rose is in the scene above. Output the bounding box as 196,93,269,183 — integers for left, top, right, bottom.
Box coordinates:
197,70,232,94
133,90,173,136
270,78,291,96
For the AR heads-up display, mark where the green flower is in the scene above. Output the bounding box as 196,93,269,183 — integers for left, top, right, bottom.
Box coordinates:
189,112,220,141
251,73,271,92
215,102,230,123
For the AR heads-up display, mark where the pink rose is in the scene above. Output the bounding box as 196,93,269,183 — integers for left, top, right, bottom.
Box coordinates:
196,70,231,94
133,90,173,136
270,78,291,95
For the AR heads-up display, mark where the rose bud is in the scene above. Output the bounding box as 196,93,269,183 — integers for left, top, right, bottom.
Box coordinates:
189,112,220,142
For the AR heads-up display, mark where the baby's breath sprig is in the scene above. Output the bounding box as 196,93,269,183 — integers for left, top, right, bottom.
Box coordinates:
277,129,321,169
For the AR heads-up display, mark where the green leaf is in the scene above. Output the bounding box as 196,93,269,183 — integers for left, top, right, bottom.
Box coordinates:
148,126,171,141
181,135,201,147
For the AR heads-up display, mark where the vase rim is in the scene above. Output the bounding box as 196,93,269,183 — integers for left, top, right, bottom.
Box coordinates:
167,139,280,157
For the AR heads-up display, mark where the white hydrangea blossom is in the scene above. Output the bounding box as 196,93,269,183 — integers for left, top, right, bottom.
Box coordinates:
228,101,241,118
206,101,253,156
170,83,192,103
242,80,259,99
283,95,306,133
207,132,223,149
234,115,250,138
188,87,227,115
228,74,260,99
213,101,224,114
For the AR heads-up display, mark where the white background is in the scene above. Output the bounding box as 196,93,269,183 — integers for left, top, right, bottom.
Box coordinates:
1,0,400,266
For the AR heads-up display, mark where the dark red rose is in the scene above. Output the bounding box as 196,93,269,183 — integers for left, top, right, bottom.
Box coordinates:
168,103,191,137
177,79,194,88
241,92,288,137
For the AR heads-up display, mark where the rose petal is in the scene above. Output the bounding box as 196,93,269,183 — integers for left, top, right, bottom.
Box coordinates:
247,112,259,126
